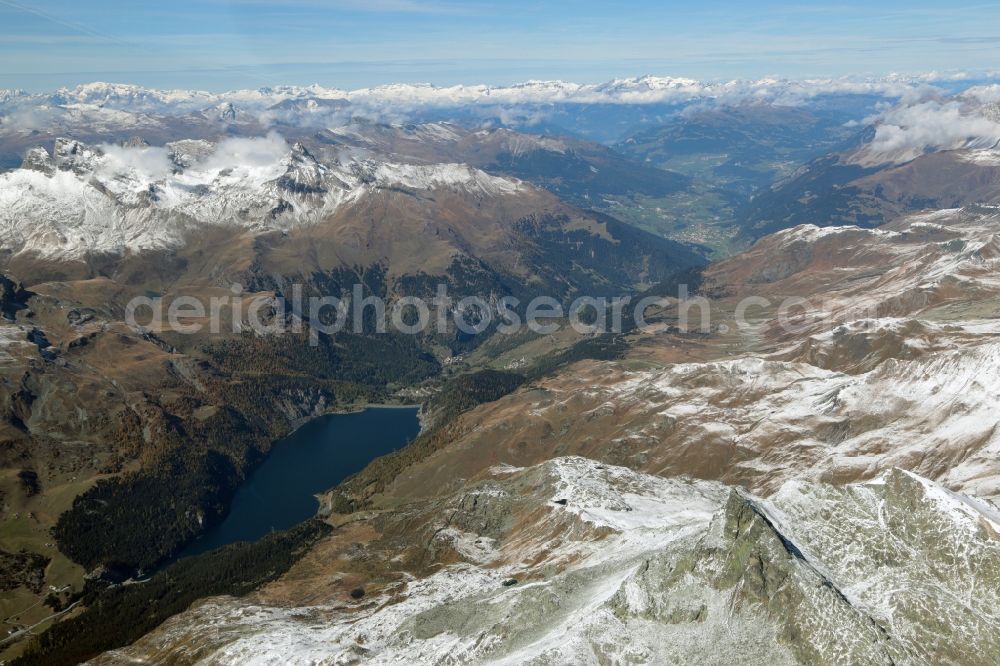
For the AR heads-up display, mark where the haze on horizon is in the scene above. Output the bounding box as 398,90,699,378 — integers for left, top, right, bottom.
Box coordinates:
1,0,998,92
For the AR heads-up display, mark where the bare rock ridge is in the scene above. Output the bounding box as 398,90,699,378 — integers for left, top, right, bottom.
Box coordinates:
93,458,1000,665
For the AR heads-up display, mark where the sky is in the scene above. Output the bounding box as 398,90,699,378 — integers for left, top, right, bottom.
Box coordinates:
1,0,999,91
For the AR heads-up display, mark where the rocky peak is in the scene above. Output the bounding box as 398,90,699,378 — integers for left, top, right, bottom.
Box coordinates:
20,146,54,174
289,141,313,160
217,102,238,122
274,142,329,194
52,137,102,173
165,138,215,169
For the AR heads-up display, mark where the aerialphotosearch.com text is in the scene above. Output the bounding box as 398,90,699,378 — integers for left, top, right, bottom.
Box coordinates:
124,282,880,344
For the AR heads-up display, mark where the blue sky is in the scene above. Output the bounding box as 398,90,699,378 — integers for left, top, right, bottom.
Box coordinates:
1,0,998,91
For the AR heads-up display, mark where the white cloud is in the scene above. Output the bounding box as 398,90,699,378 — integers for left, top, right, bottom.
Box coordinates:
199,132,289,172
339,76,926,108
863,99,1000,163
0,104,65,131
239,75,959,131
4,73,999,139
961,84,1000,105
255,100,410,130
27,73,973,119
97,143,173,181
56,133,293,196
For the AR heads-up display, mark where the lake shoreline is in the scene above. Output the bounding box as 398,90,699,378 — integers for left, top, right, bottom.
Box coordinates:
285,400,423,434
172,407,421,563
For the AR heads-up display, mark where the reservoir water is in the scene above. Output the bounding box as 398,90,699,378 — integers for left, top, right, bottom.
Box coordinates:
176,406,420,560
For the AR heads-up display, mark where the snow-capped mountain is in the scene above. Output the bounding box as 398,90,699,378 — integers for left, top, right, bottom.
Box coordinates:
30,81,351,116
0,134,523,260
0,73,976,141
8,74,963,113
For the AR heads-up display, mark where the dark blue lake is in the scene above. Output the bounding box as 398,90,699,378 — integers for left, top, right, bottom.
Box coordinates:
176,407,420,559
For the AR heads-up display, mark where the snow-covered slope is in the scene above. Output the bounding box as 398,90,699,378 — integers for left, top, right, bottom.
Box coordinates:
0,135,523,259
91,458,1000,665
483,339,1000,501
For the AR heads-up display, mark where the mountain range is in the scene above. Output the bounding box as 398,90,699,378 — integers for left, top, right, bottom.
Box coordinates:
1,77,1000,665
